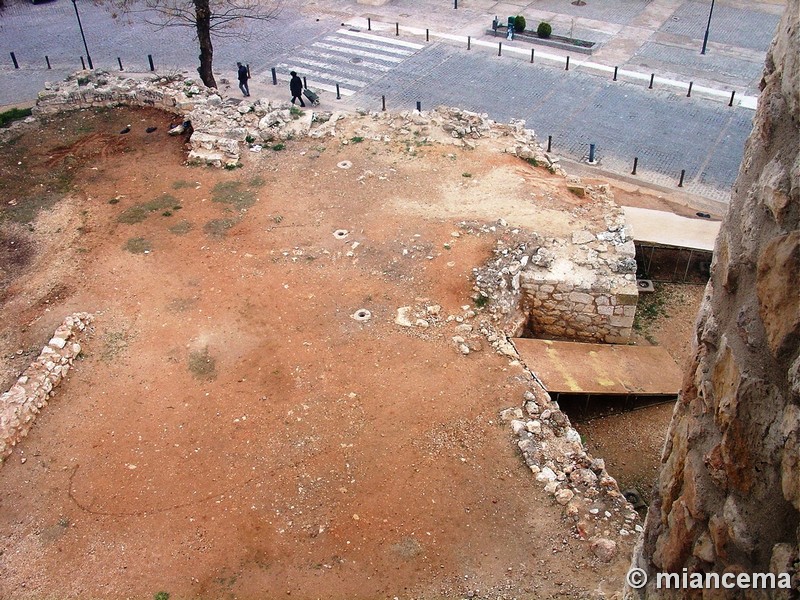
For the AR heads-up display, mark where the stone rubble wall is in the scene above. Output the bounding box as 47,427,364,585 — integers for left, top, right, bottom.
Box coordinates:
629,0,800,596
475,194,639,343
0,313,92,465
27,71,565,173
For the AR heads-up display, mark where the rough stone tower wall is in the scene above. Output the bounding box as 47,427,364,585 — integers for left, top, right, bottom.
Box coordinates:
629,0,800,595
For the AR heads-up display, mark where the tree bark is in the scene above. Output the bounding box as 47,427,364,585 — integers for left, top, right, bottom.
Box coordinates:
194,0,216,88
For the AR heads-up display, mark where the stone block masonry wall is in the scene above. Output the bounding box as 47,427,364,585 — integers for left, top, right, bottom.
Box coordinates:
629,0,800,596
0,313,92,465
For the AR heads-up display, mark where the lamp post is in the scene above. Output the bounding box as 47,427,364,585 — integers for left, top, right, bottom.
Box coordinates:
700,0,716,55
71,0,93,69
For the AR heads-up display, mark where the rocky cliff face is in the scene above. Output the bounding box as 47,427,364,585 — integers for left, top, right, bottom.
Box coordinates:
629,0,800,596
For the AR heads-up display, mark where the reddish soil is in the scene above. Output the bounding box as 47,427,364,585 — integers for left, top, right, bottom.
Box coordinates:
0,107,645,600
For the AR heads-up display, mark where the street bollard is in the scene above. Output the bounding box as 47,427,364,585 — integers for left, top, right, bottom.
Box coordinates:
117,57,123,71
303,76,307,89
678,169,686,187
367,17,371,31
416,101,421,112
468,36,471,50
382,95,386,111
45,55,51,69
148,54,155,71
588,143,597,164
80,56,86,70
649,73,654,89
396,22,399,36
426,29,429,42
454,0,457,7
632,157,638,175
613,66,618,81
498,42,502,56
565,56,570,70
729,90,736,106
336,83,341,100
272,67,277,85
687,81,693,97
531,48,535,63
10,52,19,69
547,135,552,153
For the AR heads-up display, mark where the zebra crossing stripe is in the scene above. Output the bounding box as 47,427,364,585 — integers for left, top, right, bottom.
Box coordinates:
273,75,356,97
335,28,425,50
276,63,367,89
325,36,415,57
304,48,393,72
310,42,403,65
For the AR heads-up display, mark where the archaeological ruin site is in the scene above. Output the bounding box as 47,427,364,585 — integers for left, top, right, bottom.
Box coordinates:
0,0,797,598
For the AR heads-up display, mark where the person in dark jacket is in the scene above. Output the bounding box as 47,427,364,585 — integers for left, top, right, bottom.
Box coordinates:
237,62,250,97
289,71,305,107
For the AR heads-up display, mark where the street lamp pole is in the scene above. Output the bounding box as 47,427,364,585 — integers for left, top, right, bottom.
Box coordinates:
71,0,93,69
700,0,716,55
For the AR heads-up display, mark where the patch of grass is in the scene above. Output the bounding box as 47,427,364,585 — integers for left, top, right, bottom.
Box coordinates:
187,347,216,380
245,134,256,144
633,285,671,343
108,198,120,205
2,195,59,224
117,194,178,224
525,157,539,167
273,215,283,224
350,136,364,143
169,220,193,235
462,172,471,178
0,107,33,128
172,180,196,190
204,217,239,238
162,210,172,217
224,162,241,170
211,181,256,210
290,106,302,117
154,592,170,600
474,293,490,309
271,143,285,151
249,176,265,188
124,237,152,254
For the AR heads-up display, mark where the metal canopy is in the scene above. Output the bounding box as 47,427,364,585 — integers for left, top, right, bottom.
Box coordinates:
623,206,720,252
512,338,684,395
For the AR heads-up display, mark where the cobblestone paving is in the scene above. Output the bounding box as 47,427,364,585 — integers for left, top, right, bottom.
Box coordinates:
659,1,781,51
511,0,652,25
630,41,766,91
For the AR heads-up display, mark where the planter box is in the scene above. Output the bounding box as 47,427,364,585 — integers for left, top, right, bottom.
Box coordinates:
485,27,599,55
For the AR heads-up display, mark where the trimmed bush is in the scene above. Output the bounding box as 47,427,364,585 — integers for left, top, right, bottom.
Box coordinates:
513,15,526,33
537,21,552,39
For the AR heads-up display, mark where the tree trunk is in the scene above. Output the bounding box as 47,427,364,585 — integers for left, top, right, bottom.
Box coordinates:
194,0,216,88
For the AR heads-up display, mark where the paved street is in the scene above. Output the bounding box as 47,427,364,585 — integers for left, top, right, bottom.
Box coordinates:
0,0,785,203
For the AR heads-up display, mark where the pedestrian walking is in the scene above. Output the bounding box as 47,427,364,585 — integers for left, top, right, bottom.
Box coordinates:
237,62,250,97
290,71,305,107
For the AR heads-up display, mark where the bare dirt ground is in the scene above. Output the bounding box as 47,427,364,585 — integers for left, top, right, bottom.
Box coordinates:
0,106,656,600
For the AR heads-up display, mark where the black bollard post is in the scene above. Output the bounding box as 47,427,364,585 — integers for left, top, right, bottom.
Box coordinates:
649,73,654,89
454,0,457,7
613,66,618,81
426,29,429,42
498,42,502,56
687,81,693,97
45,55,51,69
396,22,399,36
117,57,123,71
588,143,596,164
547,135,552,153
80,56,86,70
531,48,535,63
416,101,421,112
468,36,471,50
148,54,155,71
368,17,371,31
565,55,570,70
632,157,638,175
10,52,19,69
336,83,341,100
382,95,386,111
303,76,307,89
272,67,277,85
678,169,686,187
729,90,736,106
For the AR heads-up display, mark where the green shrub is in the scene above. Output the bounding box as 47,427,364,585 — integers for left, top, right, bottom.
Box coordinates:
0,107,33,128
537,21,552,38
513,15,526,33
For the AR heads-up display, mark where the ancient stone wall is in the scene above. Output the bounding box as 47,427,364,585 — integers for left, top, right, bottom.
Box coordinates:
0,313,92,465
475,198,639,344
629,0,800,595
